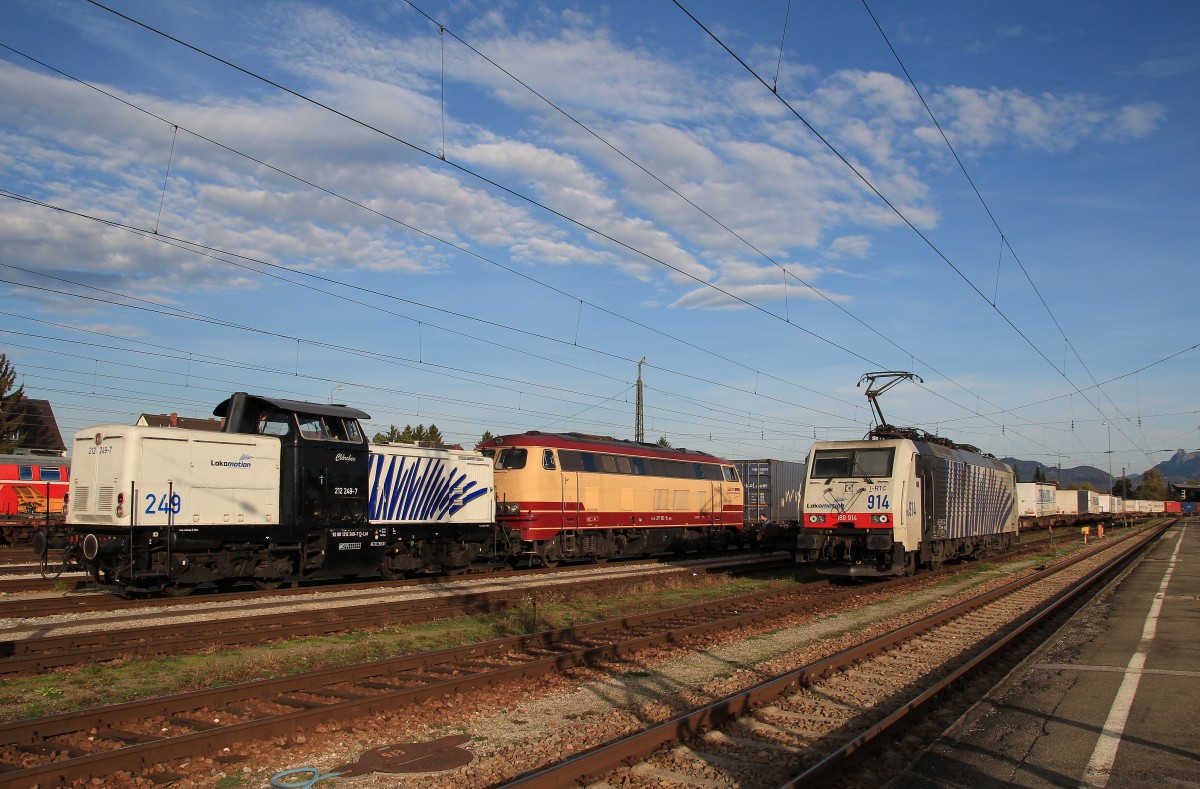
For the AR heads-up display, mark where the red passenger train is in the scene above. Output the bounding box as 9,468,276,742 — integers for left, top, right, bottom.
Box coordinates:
485,431,744,566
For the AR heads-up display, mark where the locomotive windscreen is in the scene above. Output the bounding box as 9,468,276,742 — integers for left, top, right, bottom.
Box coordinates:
810,447,895,480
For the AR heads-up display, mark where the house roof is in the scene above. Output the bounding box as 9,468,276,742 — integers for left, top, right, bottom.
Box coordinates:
8,397,67,455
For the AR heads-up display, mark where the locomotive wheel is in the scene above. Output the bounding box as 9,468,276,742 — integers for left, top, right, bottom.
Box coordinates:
539,538,563,568
379,563,401,581
162,583,196,597
252,578,283,591
902,551,918,576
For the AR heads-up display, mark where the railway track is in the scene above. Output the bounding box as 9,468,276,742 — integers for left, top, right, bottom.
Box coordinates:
0,544,796,599
495,521,1169,788
0,532,1078,675
0,571,882,785
0,525,1128,786
0,528,1075,605
0,556,792,675
0,554,798,673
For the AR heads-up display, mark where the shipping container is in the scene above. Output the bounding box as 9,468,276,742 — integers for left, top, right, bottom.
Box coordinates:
1164,500,1181,514
1055,489,1079,516
734,459,805,527
1078,490,1101,515
1017,482,1056,518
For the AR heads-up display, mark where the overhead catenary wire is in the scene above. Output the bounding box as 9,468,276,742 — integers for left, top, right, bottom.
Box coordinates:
669,0,1145,460
856,0,1150,450
395,2,1026,435
68,3,1053,447
0,10,1166,460
0,40,869,422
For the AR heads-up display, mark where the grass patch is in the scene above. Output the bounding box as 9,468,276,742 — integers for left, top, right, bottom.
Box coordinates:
1,571,795,722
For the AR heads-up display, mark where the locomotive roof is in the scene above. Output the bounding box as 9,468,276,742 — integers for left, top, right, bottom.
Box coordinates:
487,431,730,463
212,393,371,421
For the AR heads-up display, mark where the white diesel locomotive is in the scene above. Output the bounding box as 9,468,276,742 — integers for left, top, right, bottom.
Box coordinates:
61,392,497,595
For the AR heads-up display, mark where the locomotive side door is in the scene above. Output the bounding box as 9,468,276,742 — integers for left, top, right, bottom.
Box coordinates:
550,449,579,530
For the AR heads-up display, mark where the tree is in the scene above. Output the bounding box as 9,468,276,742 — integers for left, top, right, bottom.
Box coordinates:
1136,468,1168,501
373,424,405,443
480,430,494,446
374,423,446,446
656,435,672,448
0,353,24,453
1033,465,1047,483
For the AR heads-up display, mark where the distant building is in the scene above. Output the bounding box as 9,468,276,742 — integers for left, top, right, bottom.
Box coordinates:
1172,483,1200,504
137,412,223,432
5,397,67,456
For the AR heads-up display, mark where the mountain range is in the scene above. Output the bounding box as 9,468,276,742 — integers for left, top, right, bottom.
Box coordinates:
1003,449,1200,489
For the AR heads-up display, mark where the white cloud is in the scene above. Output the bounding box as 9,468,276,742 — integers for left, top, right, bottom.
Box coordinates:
0,1,1170,327
937,85,1163,152
826,236,871,259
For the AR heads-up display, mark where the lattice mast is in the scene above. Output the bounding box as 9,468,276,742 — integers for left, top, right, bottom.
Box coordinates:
635,357,647,443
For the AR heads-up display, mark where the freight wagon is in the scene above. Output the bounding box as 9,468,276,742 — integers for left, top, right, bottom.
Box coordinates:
734,458,805,545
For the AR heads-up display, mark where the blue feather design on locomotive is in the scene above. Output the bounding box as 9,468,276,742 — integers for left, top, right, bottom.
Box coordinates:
368,453,488,522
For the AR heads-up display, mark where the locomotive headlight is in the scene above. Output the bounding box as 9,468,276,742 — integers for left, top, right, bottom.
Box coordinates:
807,514,827,524
497,501,521,516
63,492,69,514
871,514,890,524
116,492,125,519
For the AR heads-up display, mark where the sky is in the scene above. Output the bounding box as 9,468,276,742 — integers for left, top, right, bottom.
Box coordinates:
1,0,1197,480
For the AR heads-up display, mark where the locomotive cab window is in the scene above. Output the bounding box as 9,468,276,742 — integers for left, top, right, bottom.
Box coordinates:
811,447,895,480
495,448,528,470
297,415,331,440
40,467,61,481
293,414,363,442
18,465,32,481
258,411,293,437
542,450,556,470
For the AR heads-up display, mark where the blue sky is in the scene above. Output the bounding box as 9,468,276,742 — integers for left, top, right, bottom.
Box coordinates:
1,0,1197,479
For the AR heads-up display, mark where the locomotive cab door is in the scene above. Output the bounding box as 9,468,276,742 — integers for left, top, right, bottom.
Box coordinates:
291,412,375,577
550,449,579,530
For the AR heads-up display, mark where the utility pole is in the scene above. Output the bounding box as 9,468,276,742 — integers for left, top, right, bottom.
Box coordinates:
635,357,647,443
1105,420,1113,497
